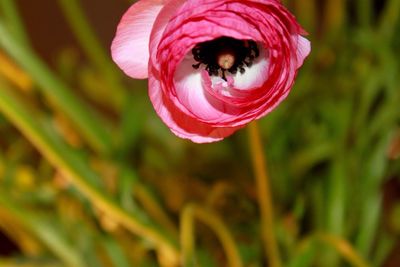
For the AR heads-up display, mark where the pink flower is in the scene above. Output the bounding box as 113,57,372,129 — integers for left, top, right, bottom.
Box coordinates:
112,0,311,143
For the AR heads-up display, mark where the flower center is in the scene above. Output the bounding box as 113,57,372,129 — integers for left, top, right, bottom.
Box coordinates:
191,36,259,81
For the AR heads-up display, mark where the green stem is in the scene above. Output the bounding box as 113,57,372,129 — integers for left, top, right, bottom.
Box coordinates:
322,0,346,40
248,122,282,267
0,22,113,155
291,233,371,267
0,260,62,267
57,0,126,110
0,82,179,263
0,0,30,47
134,183,179,237
180,204,243,267
294,0,317,35
379,0,400,38
180,205,196,267
0,194,86,267
356,0,371,28
316,233,371,267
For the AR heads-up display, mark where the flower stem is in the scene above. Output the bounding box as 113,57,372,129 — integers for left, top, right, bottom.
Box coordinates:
57,0,126,110
0,0,30,47
248,122,282,267
180,203,243,267
134,183,179,237
316,233,371,267
0,81,180,264
0,51,32,91
0,193,87,267
0,21,113,156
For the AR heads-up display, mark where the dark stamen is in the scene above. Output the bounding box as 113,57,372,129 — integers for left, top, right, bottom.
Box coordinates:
191,36,259,81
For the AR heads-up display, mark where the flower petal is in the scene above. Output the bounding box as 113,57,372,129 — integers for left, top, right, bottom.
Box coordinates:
149,67,242,143
231,45,270,90
111,0,165,79
295,35,311,68
174,55,240,122
142,0,311,142
149,0,188,68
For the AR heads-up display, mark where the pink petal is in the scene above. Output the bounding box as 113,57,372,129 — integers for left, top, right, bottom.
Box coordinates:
149,0,188,68
173,55,240,122
231,45,270,90
149,67,242,143
295,35,311,68
111,0,165,79
143,0,311,142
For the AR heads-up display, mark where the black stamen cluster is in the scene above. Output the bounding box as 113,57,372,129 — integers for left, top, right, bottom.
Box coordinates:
192,36,259,81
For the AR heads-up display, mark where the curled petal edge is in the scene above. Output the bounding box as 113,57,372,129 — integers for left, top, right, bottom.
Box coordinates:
111,0,165,79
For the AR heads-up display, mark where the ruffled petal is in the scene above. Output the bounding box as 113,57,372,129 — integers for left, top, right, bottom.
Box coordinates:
143,0,310,142
174,54,242,122
149,67,242,143
149,0,188,68
111,0,165,79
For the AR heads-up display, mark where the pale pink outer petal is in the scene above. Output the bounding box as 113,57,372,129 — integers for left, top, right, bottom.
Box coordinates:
111,0,165,79
295,35,311,68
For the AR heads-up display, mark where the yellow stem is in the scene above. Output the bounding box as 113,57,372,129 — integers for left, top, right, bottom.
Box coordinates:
317,233,371,267
0,83,180,264
134,183,179,237
0,207,43,255
180,204,243,267
248,122,282,267
323,0,346,36
0,51,32,92
180,205,196,267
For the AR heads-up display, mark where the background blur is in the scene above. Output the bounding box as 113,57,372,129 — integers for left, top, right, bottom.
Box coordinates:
0,0,399,266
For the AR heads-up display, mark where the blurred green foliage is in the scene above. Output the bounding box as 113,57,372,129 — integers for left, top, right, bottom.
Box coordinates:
0,0,399,266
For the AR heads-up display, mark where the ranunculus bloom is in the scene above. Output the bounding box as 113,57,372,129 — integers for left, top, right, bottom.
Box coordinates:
112,0,311,143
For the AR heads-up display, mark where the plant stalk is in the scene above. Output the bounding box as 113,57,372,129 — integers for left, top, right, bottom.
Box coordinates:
248,122,282,267
180,204,243,267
